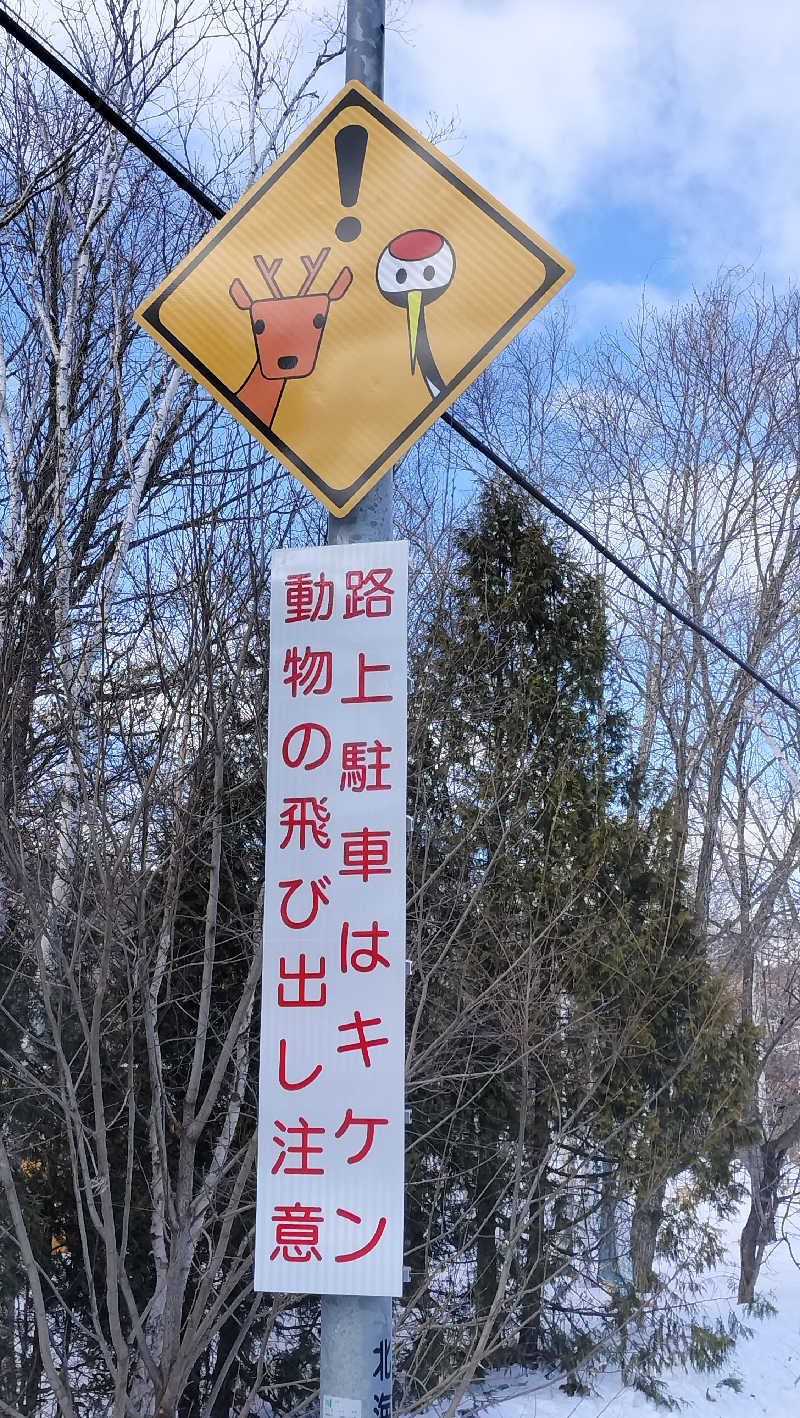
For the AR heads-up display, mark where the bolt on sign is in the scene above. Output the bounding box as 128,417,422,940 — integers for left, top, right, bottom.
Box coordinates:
135,81,574,517
256,542,408,1296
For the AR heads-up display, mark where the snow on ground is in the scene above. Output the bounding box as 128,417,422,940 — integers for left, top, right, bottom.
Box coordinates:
444,1207,800,1417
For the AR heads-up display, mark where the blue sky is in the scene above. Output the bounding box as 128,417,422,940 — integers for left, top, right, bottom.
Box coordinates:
379,0,800,339
33,0,800,343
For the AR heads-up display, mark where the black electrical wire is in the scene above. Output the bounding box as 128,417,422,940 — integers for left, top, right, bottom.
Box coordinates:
0,6,225,220
3,2,800,720
443,412,800,717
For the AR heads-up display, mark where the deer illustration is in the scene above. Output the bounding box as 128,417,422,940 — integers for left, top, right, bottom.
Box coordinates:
229,248,353,428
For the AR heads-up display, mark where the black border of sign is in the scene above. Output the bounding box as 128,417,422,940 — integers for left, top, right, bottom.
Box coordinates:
140,87,568,511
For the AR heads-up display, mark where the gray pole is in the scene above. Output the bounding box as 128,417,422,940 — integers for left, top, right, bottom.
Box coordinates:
321,3,394,1417
327,0,391,551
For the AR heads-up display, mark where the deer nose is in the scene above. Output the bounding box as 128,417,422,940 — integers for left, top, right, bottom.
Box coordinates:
277,355,298,370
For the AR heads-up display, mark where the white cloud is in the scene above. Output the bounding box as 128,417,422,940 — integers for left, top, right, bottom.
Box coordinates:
389,0,800,282
26,0,800,311
566,278,675,343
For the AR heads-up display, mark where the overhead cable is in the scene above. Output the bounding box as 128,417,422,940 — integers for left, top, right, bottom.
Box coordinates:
0,6,225,219
442,412,800,717
3,2,799,719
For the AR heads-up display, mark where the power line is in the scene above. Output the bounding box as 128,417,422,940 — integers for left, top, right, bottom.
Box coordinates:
3,2,799,720
443,412,800,717
0,6,225,220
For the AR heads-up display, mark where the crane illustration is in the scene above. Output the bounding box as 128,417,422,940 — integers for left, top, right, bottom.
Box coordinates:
376,229,455,399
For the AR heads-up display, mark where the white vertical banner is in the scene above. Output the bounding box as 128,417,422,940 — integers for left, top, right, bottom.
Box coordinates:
255,541,408,1297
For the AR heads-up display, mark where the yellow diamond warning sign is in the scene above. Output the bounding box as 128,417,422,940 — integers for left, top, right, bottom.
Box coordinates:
135,81,574,517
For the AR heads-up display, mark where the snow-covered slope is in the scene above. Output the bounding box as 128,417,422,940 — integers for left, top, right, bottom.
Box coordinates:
443,1209,800,1417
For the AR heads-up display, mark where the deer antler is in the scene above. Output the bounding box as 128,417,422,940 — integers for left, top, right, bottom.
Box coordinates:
253,255,284,298
297,248,331,296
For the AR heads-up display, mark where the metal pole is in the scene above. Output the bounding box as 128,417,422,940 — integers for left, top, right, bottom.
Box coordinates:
327,0,391,552
344,0,385,96
321,2,394,1415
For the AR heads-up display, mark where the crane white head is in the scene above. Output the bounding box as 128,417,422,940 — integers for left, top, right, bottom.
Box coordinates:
376,230,455,374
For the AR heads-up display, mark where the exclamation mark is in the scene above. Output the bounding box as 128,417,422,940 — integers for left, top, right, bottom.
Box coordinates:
335,125,368,242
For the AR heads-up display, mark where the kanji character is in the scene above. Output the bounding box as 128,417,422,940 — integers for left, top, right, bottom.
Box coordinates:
344,568,394,619
341,653,392,704
335,1108,388,1164
280,796,331,850
284,647,332,697
279,954,326,1007
278,1038,322,1091
272,1117,325,1175
373,1338,392,1383
373,1393,392,1418
279,876,331,930
283,722,331,771
340,741,368,792
340,829,391,881
340,920,390,973
270,1202,323,1261
340,739,392,792
337,1010,389,1067
285,571,334,623
335,1208,387,1262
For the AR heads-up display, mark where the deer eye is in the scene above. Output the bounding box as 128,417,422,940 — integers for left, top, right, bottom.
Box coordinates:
253,318,266,334
313,313,326,329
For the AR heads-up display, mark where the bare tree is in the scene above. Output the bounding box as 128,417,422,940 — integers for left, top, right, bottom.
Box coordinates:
0,3,341,1413
2,7,789,1411
564,275,800,1302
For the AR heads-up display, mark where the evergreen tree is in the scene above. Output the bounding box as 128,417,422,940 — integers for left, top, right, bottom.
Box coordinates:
404,482,756,1394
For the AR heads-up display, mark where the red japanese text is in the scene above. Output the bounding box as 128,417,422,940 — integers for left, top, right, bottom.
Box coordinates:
272,1117,325,1175
280,796,331,850
270,1202,323,1261
284,647,332,697
337,1010,389,1067
278,954,326,1007
279,876,331,930
340,829,391,881
344,568,394,619
340,739,392,792
285,572,334,623
282,723,331,770
340,920,390,973
341,653,392,704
